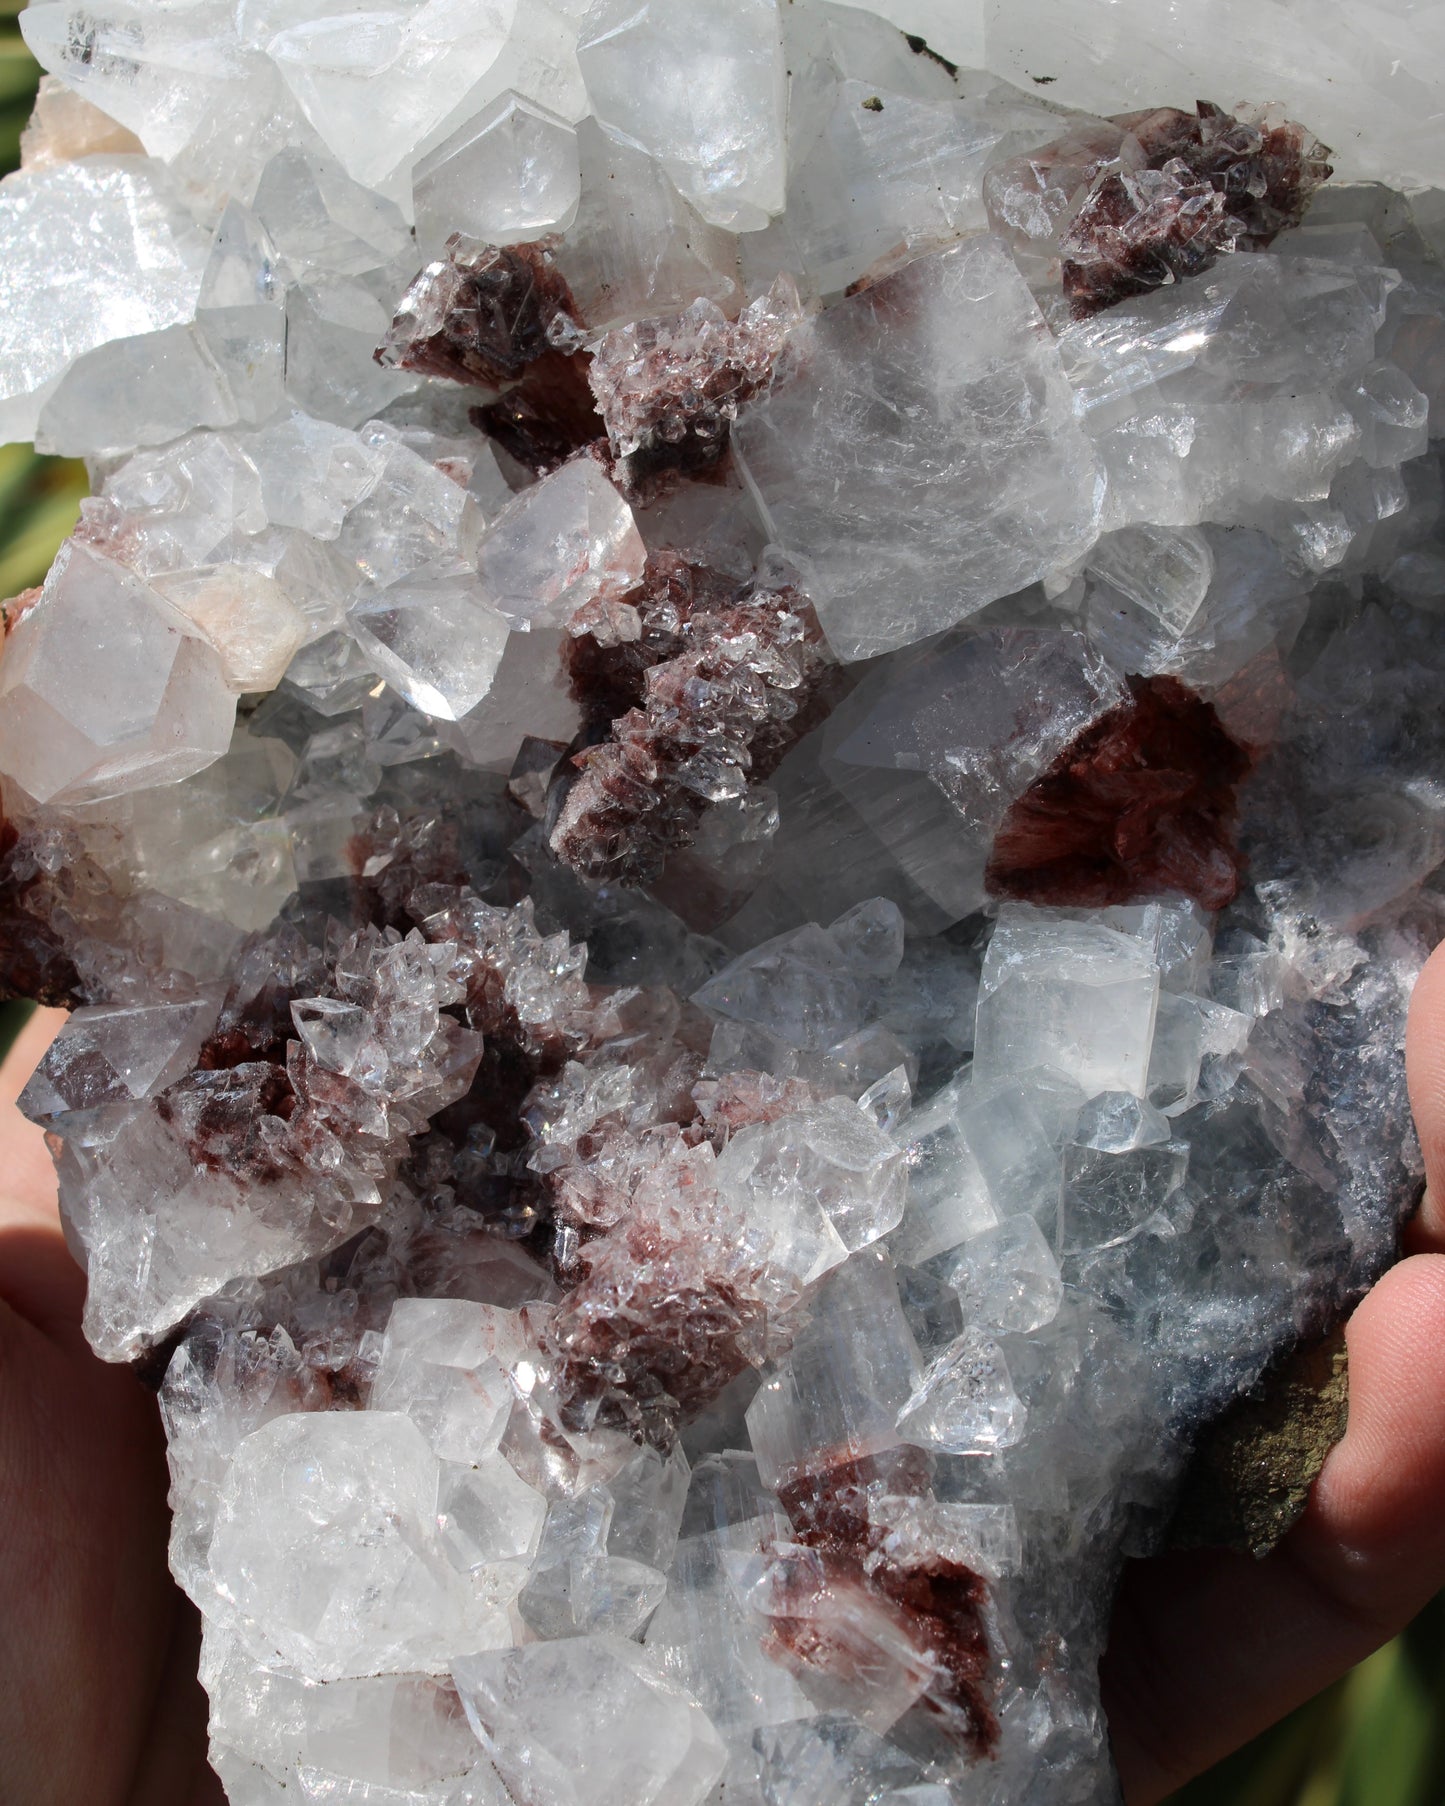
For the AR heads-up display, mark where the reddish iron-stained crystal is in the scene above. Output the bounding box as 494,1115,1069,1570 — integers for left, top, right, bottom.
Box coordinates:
986,673,1252,911
774,1447,998,1754
377,236,604,473
587,279,805,501
1061,102,1333,317
550,553,840,887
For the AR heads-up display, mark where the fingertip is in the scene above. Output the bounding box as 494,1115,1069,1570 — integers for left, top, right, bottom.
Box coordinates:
1300,1254,1445,1629
1406,947,1445,1250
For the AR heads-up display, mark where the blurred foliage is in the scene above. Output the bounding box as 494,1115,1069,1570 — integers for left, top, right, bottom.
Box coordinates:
0,7,89,593
0,995,31,1063
0,15,1441,1806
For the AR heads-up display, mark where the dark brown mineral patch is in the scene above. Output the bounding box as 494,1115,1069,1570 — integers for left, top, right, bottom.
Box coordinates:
1062,101,1333,317
377,236,604,474
0,816,86,1008
986,673,1252,912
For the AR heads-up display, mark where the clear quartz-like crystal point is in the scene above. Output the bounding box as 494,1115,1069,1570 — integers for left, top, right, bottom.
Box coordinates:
475,457,646,630
0,541,236,805
414,91,581,258
259,1,518,195
19,3,243,160
348,574,511,721
577,0,788,231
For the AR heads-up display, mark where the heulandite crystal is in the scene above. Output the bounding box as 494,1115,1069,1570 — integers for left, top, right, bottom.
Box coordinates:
1,2,1444,1802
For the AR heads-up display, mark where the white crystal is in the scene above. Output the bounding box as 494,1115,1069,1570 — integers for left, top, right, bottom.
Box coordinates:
939,1214,1064,1335
349,576,511,722
557,119,742,332
475,458,646,631
154,567,308,694
208,1412,509,1682
747,1250,923,1488
974,906,1162,1101
370,1300,518,1464
733,236,1103,660
20,4,247,162
259,3,517,195
576,0,787,232
896,1326,1028,1455
0,158,203,443
0,541,236,806
452,1638,727,1806
414,92,581,258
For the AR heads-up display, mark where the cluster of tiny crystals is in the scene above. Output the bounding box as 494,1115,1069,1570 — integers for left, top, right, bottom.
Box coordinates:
4,1,1445,1801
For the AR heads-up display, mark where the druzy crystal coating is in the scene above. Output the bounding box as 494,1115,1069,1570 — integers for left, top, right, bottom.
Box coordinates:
2,2,1444,1802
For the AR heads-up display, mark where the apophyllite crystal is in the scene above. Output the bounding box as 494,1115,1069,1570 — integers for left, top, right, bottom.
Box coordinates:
2,0,1444,1800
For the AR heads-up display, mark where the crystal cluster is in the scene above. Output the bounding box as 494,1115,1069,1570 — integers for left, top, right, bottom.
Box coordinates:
2,3,1444,1803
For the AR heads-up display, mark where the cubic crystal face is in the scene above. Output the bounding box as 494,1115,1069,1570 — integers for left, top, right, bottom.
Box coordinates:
732,235,1104,660
0,4,1440,1805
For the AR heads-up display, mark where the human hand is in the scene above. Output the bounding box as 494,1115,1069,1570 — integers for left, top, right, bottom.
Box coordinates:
0,1007,222,1806
1102,938,1445,1802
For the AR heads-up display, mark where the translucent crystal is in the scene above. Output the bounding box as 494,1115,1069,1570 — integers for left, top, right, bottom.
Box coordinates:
896,1327,1028,1455
0,541,236,805
414,92,581,258
973,906,1162,1101
4,6,1441,1803
751,17,1060,299
576,0,787,231
208,1412,508,1682
474,458,646,631
452,1638,727,1806
20,3,244,161
747,1251,923,1488
260,3,517,194
370,1300,518,1464
349,576,511,722
939,1215,1065,1335
19,73,144,168
0,158,203,443
556,119,742,332
153,567,308,694
732,236,1103,660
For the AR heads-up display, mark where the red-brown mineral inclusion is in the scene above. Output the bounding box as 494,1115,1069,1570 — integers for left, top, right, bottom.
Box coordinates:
986,674,1252,912
0,814,84,1007
774,1447,998,1755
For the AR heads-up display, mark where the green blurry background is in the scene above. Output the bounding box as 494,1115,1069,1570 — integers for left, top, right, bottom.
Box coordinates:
0,7,1441,1800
